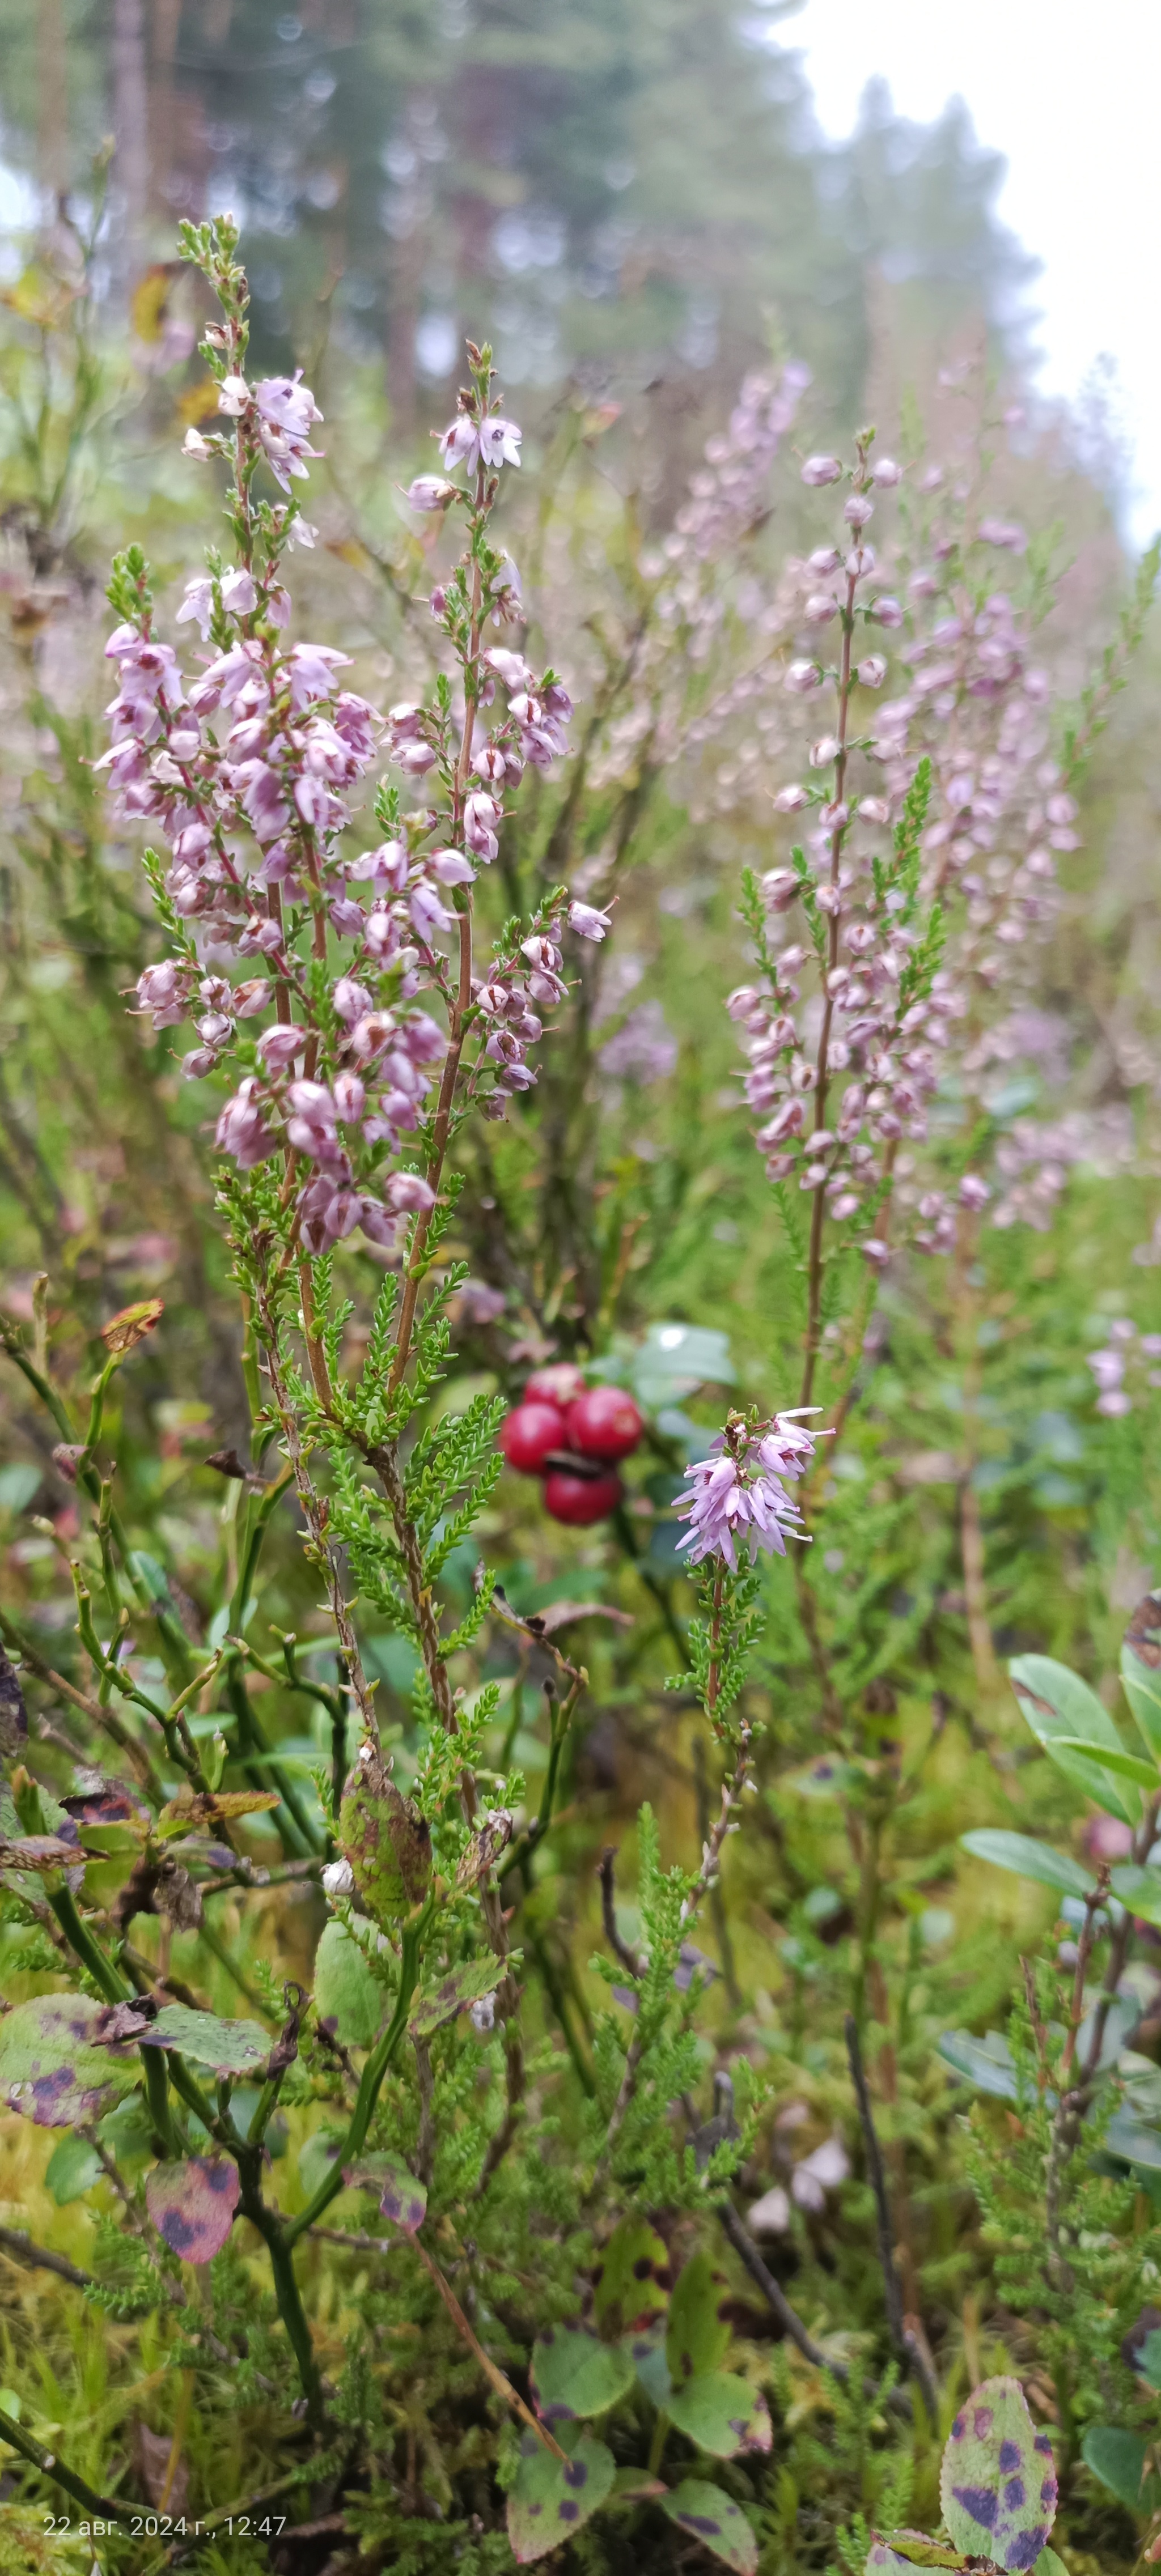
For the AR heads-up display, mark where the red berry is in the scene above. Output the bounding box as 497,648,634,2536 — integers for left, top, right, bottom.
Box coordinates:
566,1385,644,1463
498,1401,567,1474
524,1363,587,1408
543,1467,624,1525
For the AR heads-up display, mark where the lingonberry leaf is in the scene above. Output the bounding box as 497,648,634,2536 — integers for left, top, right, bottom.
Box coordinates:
313,1919,384,2047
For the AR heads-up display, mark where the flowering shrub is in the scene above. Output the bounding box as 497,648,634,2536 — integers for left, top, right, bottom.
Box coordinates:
5,213,1161,2576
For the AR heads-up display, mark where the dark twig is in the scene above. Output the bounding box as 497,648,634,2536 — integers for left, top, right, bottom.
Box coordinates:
845,2013,938,2422
0,2225,93,2290
717,2199,914,2422
598,1844,645,1979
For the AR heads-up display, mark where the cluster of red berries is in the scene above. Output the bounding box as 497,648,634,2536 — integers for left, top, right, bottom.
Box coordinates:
498,1364,645,1524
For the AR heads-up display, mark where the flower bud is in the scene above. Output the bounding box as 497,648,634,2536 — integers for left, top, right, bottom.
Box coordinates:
867,596,903,628
857,655,887,688
773,783,808,813
785,658,823,694
800,455,843,486
871,456,902,486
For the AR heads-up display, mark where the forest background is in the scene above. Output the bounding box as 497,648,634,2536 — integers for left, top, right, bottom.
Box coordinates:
1,3,1161,2574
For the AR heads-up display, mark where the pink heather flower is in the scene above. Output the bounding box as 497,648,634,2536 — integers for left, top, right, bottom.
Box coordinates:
484,648,531,690
217,374,251,416
135,960,190,1027
959,1174,991,1210
216,1078,276,1168
464,792,502,860
438,413,522,473
253,373,324,490
773,784,809,813
409,881,454,941
977,516,1027,553
287,643,352,711
183,427,212,460
405,475,459,510
176,576,217,640
867,596,904,628
257,1023,303,1071
785,660,823,695
430,848,476,886
844,494,874,528
385,1170,438,1213
871,456,902,486
675,1410,822,1570
857,655,887,688
800,455,842,486
1096,1389,1133,1418
567,900,612,941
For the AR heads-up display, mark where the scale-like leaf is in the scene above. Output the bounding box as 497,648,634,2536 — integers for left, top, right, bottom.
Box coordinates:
940,2376,1058,2572
313,1920,384,2047
0,1993,138,2127
666,2370,772,2459
662,2479,758,2572
146,2157,240,2262
409,1957,506,2039
666,2250,732,2384
507,2433,616,2562
145,2004,270,2077
530,2326,635,2423
959,1831,1096,1898
592,2217,671,2336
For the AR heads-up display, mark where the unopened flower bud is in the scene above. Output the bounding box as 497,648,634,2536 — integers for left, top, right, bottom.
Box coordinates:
867,596,903,628
785,658,823,694
773,783,808,813
871,456,902,486
857,655,887,688
800,454,843,486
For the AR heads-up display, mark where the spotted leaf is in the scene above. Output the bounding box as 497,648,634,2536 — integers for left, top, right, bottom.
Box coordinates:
340,1743,431,1927
665,2250,732,2386
530,2325,635,2424
940,2376,1058,2573
101,1296,164,1354
666,2370,772,2460
0,1993,138,2127
409,1957,505,2040
506,2433,615,2564
592,2216,671,2337
662,2479,758,2574
344,2150,427,2235
143,2004,270,2077
146,2157,240,2262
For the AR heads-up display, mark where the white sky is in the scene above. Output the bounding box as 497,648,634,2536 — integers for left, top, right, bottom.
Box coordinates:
786,0,1161,550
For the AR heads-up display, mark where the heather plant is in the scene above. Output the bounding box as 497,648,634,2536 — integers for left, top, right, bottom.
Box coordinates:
5,212,1161,2576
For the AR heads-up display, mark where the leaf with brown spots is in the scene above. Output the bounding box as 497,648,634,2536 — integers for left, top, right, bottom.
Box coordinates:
340,1743,431,1926
591,2216,671,2339
146,2158,240,2263
100,1296,164,1355
343,2150,427,2235
0,1645,27,1758
662,2479,759,2573
0,1993,139,2127
507,2433,616,2563
408,1957,506,2040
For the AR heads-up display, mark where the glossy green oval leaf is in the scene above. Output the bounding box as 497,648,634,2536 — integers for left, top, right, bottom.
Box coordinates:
662,2479,757,2573
1105,2109,1161,2171
1109,1865,1161,1929
1081,2424,1161,2513
1050,1738,1159,1790
507,2433,616,2563
592,2216,671,2336
666,2370,772,2460
530,2325,635,2423
941,2376,1058,2571
0,1994,138,2127
666,2250,732,2386
937,2030,1019,2102
313,1920,384,2048
1009,1656,1141,1825
1121,1640,1161,1761
959,1832,1096,1898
